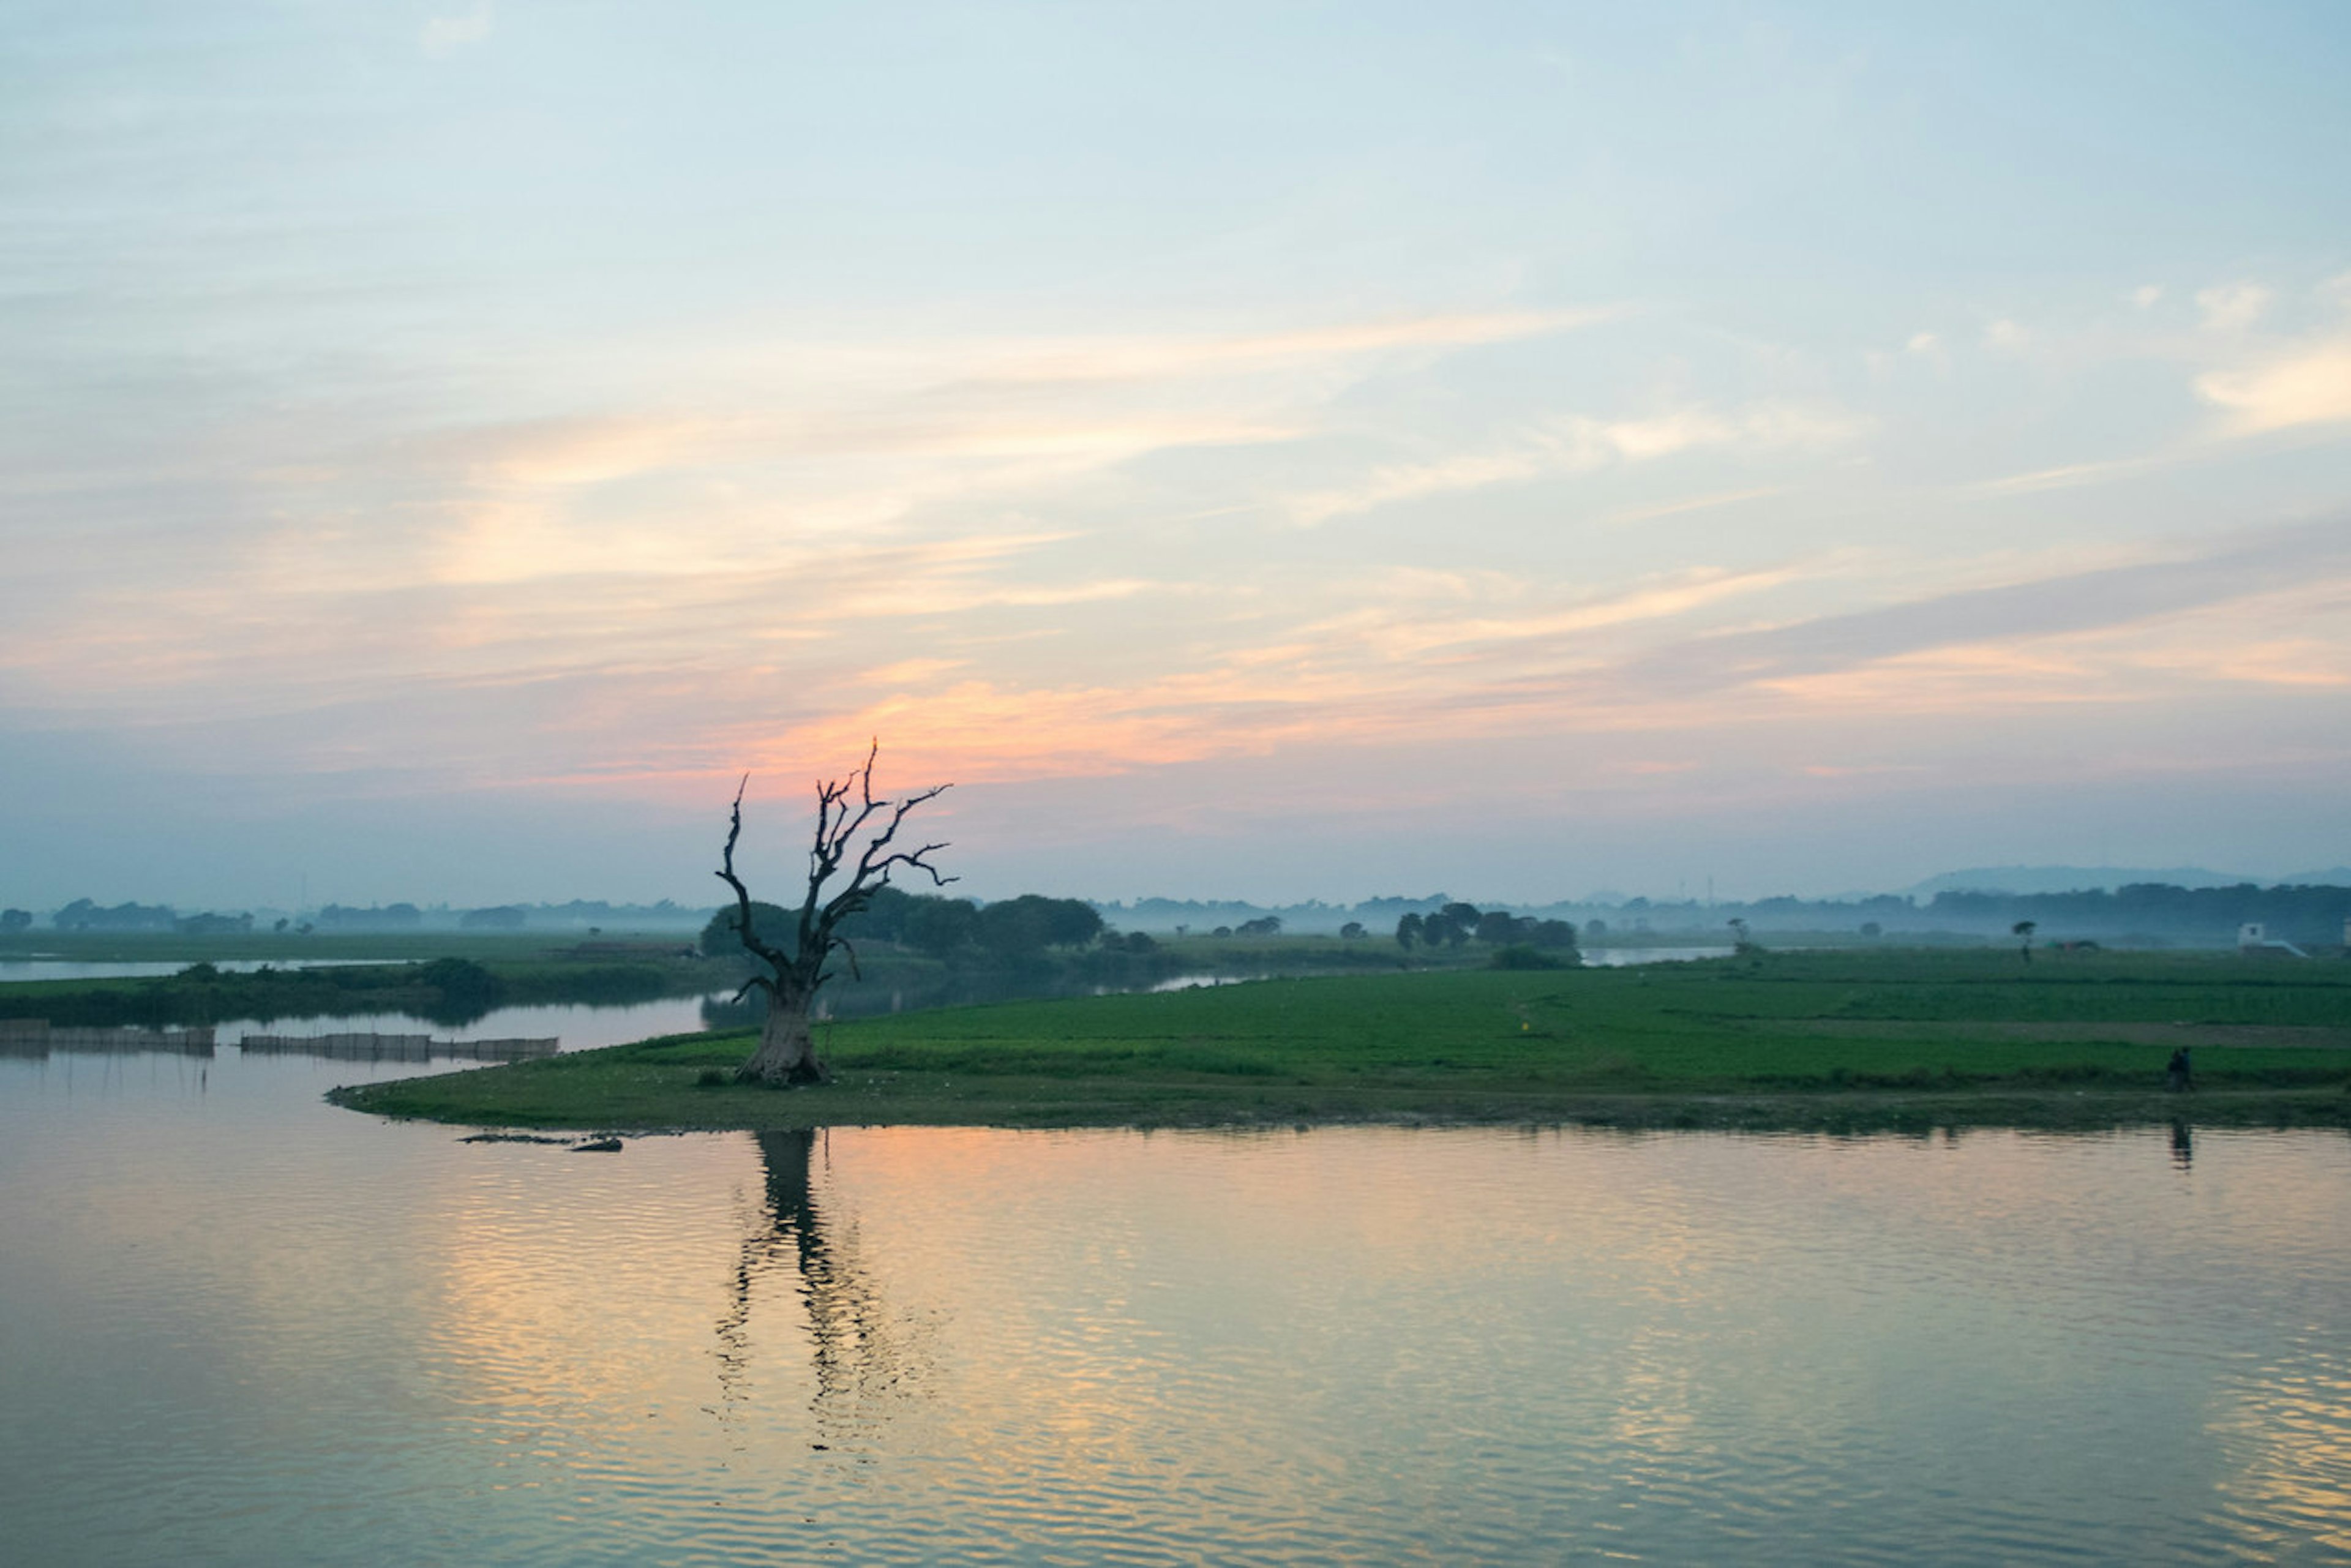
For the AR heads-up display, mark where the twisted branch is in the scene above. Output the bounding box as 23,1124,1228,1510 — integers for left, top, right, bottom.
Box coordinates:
716,743,954,999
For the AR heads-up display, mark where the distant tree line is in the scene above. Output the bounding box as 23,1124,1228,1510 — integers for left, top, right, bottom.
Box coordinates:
1922,883,2351,943
316,902,424,931
175,912,254,936
23,880,2347,949
51,899,180,932
700,885,1116,964
18,898,714,936
23,954,683,1030
1395,902,1581,954
494,898,702,929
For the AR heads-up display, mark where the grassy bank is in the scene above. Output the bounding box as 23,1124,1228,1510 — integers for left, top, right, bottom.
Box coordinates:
331,948,2351,1133
0,953,715,1028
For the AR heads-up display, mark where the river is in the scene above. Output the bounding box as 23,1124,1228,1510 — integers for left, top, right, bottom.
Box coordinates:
1,1036,2347,1562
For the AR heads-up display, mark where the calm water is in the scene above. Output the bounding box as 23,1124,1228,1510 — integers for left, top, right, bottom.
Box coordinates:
1141,951,1737,991
2,1048,2347,1564
0,996,722,1057
206,996,726,1053
1581,945,1737,966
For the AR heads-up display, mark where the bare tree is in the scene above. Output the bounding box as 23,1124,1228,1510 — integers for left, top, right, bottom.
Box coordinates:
2012,919,2036,964
716,743,952,1084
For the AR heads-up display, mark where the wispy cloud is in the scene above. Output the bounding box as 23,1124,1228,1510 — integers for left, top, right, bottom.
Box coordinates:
978,309,1616,386
2197,336,2351,434
1970,453,2176,495
1613,519,2351,701
1983,318,2031,353
421,7,493,56
1287,401,1861,525
1319,566,1807,663
2196,282,2271,334
1597,486,1783,528
317,310,1600,588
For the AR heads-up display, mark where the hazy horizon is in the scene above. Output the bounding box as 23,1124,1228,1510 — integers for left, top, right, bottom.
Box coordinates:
17,855,2351,923
7,4,2348,911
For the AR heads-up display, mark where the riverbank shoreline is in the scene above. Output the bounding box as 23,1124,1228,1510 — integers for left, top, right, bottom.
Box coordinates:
329,953,2351,1136
332,1066,2351,1136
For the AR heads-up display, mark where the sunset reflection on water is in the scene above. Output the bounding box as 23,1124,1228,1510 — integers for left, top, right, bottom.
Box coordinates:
2,1050,2348,1563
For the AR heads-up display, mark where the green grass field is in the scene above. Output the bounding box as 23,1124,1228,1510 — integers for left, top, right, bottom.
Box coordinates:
332,947,2351,1133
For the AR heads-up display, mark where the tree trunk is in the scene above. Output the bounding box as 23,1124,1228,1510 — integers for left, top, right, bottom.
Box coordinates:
739,990,828,1084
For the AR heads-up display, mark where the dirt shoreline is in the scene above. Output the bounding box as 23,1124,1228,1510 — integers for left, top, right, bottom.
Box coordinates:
331,1075,2351,1136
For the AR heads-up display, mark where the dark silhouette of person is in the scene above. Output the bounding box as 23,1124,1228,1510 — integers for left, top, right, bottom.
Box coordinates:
2165,1046,2194,1093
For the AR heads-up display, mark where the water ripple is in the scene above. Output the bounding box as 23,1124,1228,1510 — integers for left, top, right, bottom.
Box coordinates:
4,1060,2350,1562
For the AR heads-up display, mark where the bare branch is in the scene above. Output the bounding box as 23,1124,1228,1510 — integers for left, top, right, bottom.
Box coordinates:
722,743,952,1084
715,775,795,978
792,749,959,934
822,817,954,929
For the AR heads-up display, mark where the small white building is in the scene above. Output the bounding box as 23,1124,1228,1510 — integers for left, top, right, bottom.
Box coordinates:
2240,921,2309,958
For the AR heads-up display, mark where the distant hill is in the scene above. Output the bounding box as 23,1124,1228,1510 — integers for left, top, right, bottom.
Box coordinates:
2282,867,2351,887
1908,865,2251,896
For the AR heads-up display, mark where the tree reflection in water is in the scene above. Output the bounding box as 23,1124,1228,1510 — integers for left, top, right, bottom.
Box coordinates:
713,1128,928,1450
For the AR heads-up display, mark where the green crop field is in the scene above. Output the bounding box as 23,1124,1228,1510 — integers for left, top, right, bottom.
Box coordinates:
332,947,2351,1134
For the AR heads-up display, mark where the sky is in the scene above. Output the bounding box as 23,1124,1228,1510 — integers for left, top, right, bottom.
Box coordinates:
4,1,2349,910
